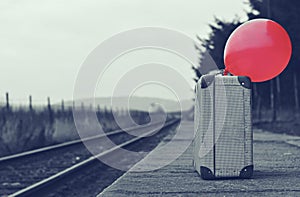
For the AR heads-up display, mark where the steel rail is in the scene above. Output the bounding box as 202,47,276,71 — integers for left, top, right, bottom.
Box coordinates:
0,120,167,162
9,119,179,197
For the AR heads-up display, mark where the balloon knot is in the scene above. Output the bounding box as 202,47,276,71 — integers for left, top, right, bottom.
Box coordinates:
223,69,229,76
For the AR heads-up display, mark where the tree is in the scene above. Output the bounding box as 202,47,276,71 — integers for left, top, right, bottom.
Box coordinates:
248,0,300,113
194,18,241,81
193,0,300,119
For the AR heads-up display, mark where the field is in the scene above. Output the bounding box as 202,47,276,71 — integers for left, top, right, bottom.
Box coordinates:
0,105,151,157
0,99,299,158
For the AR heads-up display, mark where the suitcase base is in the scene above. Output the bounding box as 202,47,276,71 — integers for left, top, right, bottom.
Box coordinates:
199,165,254,180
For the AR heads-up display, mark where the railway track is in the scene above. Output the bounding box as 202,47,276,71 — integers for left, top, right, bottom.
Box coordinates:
0,119,179,196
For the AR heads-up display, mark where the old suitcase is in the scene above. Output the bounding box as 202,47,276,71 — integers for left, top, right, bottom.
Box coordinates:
193,73,253,179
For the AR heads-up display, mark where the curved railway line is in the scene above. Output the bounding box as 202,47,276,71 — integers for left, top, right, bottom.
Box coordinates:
0,119,179,197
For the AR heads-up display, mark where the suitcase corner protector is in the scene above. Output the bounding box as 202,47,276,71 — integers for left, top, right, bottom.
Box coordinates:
200,74,215,89
200,166,215,180
239,165,254,178
237,76,252,89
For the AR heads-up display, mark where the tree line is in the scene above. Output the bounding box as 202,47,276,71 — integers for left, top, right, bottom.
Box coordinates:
193,0,300,121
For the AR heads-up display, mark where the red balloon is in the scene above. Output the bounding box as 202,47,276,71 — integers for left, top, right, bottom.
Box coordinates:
224,19,292,82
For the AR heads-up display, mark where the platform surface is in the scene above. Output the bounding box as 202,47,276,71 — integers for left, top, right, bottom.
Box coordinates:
99,121,300,196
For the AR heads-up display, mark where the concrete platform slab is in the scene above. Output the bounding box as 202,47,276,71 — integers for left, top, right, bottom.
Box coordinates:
99,121,300,196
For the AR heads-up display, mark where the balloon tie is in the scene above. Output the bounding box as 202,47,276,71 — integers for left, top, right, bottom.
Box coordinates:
223,68,229,76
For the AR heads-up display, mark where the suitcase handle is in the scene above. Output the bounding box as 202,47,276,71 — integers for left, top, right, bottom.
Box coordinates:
223,68,233,76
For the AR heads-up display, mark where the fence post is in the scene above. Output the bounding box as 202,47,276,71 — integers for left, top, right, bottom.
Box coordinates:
5,92,9,110
29,95,33,111
47,97,54,123
47,97,51,111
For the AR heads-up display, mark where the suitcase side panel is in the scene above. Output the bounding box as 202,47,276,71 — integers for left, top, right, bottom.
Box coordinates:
193,75,214,175
193,83,200,172
243,83,253,167
214,76,253,178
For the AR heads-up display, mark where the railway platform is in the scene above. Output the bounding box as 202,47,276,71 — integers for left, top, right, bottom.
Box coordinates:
99,121,300,196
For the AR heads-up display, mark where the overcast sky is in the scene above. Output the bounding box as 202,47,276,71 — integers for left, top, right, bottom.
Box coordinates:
0,0,250,105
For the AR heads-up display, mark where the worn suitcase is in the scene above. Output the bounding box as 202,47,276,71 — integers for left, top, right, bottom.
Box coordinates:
193,73,253,179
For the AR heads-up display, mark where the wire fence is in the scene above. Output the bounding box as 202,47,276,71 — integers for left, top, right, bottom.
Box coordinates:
0,92,156,156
